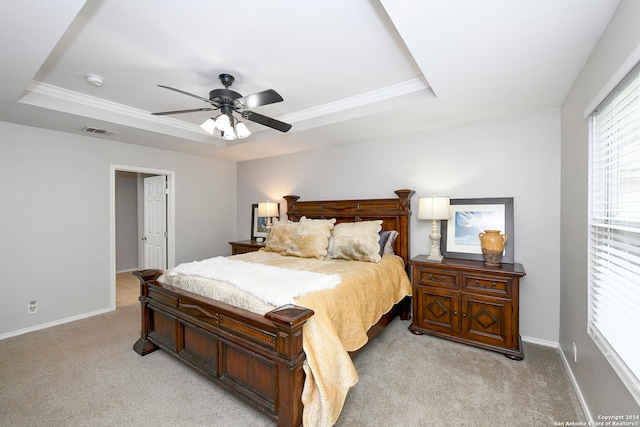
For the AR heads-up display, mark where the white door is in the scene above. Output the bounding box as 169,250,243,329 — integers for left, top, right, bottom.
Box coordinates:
143,175,167,269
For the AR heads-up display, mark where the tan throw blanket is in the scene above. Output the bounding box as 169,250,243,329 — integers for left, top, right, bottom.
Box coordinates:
160,251,412,427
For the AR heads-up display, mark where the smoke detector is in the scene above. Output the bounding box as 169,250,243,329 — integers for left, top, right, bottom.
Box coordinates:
85,74,104,87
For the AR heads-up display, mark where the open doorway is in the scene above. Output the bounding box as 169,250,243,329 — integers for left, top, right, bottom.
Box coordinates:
110,165,175,309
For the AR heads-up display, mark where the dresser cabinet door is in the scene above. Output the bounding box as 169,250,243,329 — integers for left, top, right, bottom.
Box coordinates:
460,293,512,348
414,286,460,335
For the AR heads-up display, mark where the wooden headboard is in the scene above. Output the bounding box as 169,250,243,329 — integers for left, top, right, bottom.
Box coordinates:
283,189,414,265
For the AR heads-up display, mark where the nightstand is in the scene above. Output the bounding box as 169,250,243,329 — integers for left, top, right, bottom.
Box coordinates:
408,255,526,360
229,240,266,255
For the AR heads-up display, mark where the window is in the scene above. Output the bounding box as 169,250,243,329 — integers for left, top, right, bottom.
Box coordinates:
588,61,640,404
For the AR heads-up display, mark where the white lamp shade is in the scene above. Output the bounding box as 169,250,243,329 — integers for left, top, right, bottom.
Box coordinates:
222,127,236,140
236,121,251,139
200,118,216,135
417,196,450,220
215,114,231,131
257,202,278,217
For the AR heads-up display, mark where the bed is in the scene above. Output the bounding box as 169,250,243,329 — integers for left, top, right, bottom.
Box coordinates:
133,189,414,427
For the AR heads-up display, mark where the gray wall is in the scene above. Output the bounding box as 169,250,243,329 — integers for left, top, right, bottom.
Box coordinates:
115,171,138,272
560,0,640,417
238,108,561,344
0,121,236,337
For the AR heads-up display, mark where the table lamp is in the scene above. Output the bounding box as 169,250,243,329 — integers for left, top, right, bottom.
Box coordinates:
417,194,451,262
257,201,279,235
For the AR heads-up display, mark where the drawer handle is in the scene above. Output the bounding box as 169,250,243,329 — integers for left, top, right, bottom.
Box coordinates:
475,279,497,289
429,274,446,282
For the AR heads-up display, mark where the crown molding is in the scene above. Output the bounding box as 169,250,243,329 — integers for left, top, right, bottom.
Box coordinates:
21,77,432,140
278,77,431,123
23,81,201,133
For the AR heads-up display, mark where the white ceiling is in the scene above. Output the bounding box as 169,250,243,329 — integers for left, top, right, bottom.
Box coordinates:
0,0,620,162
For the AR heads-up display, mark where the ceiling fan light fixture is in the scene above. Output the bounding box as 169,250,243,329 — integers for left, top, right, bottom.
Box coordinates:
200,118,216,135
215,114,231,131
236,121,251,139
153,73,292,139
222,128,236,140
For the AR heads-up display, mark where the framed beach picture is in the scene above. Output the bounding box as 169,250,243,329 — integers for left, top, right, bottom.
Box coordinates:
440,197,514,263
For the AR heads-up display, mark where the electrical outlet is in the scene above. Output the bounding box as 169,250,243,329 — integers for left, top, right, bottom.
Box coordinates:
573,342,577,363
28,300,37,314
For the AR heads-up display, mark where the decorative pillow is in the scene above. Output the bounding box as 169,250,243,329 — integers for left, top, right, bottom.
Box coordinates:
284,217,336,259
263,221,299,253
383,230,399,254
328,220,383,262
378,230,391,256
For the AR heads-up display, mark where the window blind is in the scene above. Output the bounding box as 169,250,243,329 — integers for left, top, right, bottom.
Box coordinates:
589,61,640,405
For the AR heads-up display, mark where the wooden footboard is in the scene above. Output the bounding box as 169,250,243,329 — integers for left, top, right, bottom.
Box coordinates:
133,269,313,427
133,271,410,427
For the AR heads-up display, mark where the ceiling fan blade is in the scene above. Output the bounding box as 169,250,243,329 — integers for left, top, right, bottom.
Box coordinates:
158,85,211,103
241,110,292,132
151,107,214,116
235,89,283,109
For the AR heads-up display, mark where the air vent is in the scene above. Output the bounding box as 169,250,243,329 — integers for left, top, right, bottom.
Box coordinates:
81,126,117,136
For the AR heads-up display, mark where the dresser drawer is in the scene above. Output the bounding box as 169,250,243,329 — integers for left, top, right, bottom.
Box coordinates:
413,267,457,289
229,240,265,255
232,246,252,255
463,275,510,296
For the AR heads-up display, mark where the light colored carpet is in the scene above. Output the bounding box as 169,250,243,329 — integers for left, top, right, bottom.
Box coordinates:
0,305,584,426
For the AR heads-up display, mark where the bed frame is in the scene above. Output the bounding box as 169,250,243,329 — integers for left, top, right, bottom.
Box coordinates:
133,189,414,427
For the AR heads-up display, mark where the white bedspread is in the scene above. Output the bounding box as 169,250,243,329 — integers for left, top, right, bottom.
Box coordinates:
168,256,341,307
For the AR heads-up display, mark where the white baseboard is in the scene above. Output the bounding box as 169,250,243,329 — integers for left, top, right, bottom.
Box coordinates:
116,268,139,274
0,307,114,341
522,335,558,348
558,345,593,422
557,344,593,422
522,335,592,421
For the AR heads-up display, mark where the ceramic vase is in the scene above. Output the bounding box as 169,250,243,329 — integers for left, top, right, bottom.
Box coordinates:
478,230,508,266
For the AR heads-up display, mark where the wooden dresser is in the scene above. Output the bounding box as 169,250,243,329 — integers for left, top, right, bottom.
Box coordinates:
408,255,526,360
229,240,265,255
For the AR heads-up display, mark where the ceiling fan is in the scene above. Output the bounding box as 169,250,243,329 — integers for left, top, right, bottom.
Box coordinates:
151,73,292,140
